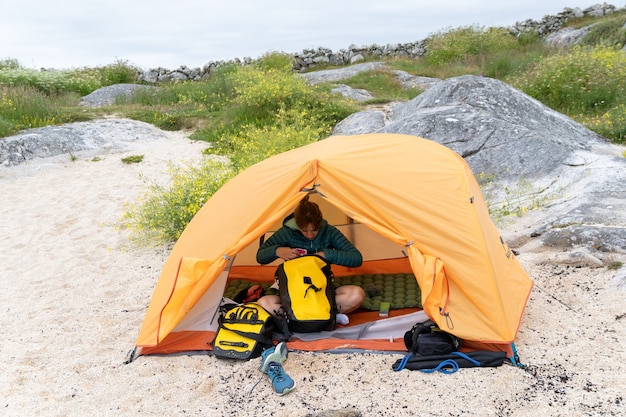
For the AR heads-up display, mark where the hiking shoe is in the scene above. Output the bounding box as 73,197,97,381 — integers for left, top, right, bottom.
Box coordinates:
260,342,289,373
266,362,296,396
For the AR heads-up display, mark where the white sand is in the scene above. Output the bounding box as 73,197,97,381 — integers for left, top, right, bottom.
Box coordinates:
1,126,624,417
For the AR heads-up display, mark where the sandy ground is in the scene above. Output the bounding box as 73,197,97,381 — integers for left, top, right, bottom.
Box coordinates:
1,125,625,417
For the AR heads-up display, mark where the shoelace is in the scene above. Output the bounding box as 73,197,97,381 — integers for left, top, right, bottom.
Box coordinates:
249,374,264,396
249,362,282,396
266,363,284,381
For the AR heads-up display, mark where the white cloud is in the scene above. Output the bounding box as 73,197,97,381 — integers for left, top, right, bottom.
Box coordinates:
0,0,614,69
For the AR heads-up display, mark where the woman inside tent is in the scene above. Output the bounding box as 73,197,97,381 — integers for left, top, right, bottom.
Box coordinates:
256,196,365,319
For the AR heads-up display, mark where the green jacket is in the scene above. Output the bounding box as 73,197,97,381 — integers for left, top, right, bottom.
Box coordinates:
256,214,363,267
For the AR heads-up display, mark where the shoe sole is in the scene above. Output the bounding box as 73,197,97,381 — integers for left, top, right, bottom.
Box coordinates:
260,342,288,373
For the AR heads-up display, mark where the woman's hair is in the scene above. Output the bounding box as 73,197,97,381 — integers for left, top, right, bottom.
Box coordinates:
294,195,322,230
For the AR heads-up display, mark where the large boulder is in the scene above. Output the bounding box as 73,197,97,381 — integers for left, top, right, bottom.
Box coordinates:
0,119,169,166
78,84,159,108
333,75,626,264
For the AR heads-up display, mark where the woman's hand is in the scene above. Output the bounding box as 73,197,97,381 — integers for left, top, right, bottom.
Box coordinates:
276,247,300,260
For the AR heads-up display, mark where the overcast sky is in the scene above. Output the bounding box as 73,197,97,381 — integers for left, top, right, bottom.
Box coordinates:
1,1,617,70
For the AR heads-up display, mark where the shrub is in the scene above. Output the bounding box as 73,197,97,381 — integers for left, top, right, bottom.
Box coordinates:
253,52,294,73
580,15,626,48
96,60,139,85
124,64,242,131
388,28,545,80
424,26,518,67
581,104,626,143
232,67,315,116
509,46,626,114
223,106,331,171
121,158,233,243
0,67,101,95
121,154,144,164
0,58,21,70
195,63,355,145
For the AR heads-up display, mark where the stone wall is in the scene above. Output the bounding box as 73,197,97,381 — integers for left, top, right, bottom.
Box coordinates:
136,3,621,84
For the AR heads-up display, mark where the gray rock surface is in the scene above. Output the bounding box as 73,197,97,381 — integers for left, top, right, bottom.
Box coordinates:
300,62,386,85
0,118,169,166
331,74,626,263
373,75,604,183
391,70,442,90
79,83,159,108
330,84,374,102
544,24,597,47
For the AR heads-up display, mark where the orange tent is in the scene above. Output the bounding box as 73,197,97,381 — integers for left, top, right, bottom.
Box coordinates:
131,133,532,359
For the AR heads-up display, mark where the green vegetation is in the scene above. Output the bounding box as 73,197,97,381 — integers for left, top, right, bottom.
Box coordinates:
0,85,82,136
120,159,232,244
384,27,548,80
339,68,422,103
506,46,626,142
579,14,626,48
2,12,625,243
0,59,138,137
121,154,144,164
476,171,557,226
117,52,356,242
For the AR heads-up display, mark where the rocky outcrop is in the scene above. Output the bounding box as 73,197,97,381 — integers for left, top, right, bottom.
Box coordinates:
331,74,626,263
0,119,169,166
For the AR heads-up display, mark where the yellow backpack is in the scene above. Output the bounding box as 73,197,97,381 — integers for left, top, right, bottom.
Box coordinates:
211,302,274,360
276,255,337,333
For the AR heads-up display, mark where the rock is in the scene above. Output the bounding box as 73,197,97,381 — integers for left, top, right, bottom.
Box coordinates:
299,62,386,85
331,74,626,262
382,75,605,183
79,84,159,108
0,119,169,166
391,70,442,90
536,248,605,268
544,25,597,47
333,110,387,133
330,84,374,101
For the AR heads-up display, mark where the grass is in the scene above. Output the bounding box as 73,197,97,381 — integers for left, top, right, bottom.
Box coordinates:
476,172,559,227
2,13,626,243
121,155,144,164
338,68,422,103
607,261,623,270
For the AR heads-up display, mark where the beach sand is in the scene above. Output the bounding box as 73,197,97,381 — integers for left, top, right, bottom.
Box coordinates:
1,126,624,417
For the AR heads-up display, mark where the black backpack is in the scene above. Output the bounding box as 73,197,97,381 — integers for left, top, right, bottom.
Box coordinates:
275,255,337,333
404,319,462,356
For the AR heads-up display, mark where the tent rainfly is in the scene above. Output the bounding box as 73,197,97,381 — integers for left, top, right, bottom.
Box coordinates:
130,133,533,361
